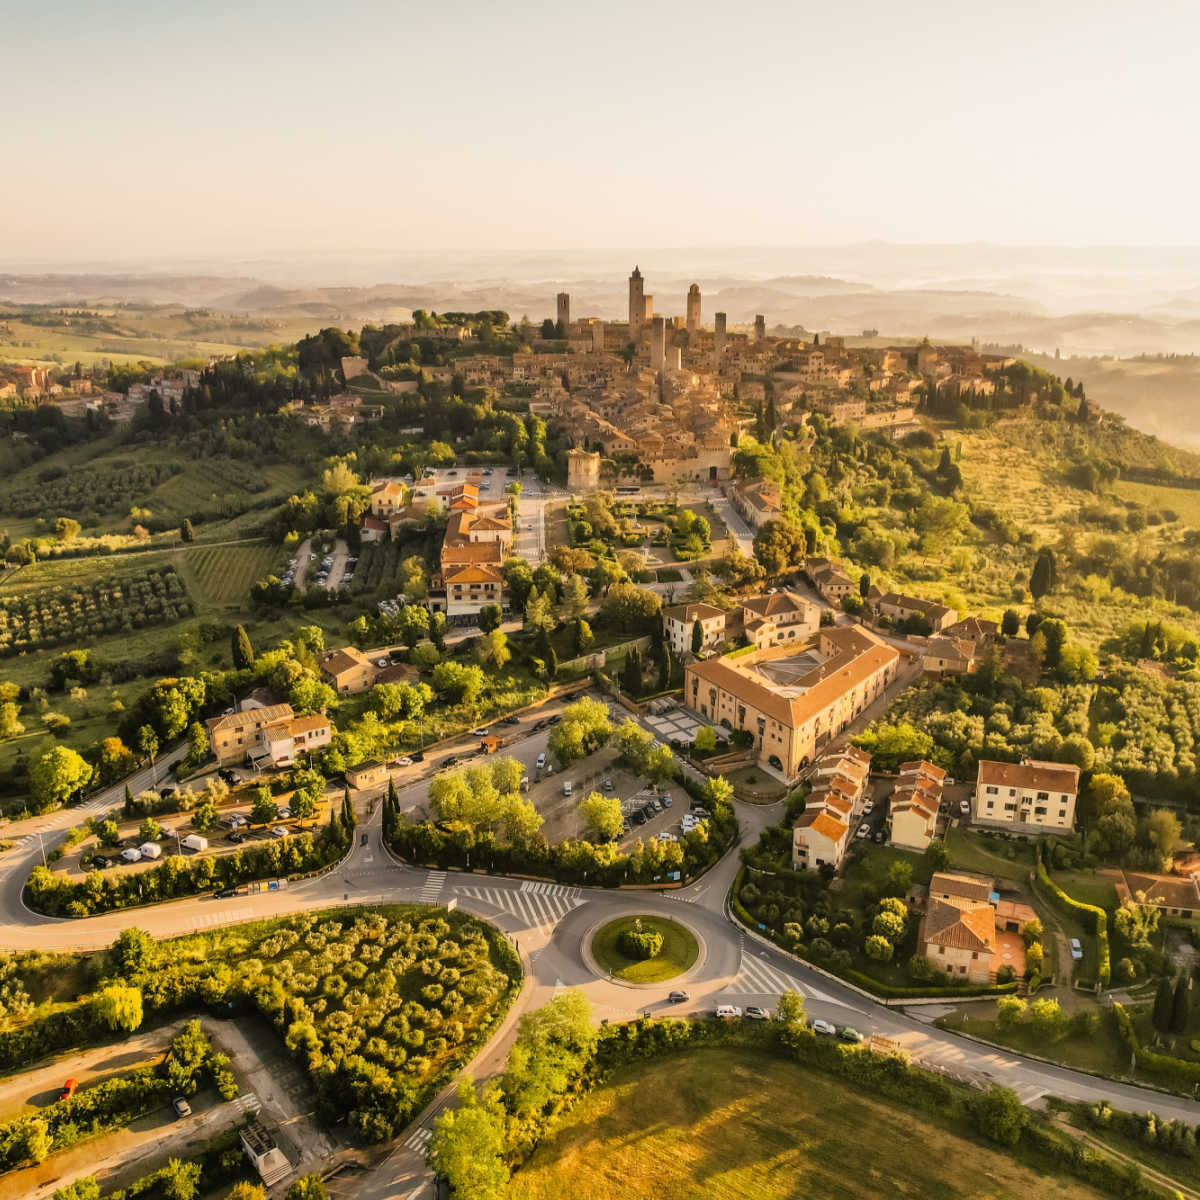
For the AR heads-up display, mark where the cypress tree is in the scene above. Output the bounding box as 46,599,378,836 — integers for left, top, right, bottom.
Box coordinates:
859,572,871,599
1171,976,1190,1035
123,783,134,817
1029,549,1056,602
691,619,704,655
1153,975,1174,1032
545,646,558,679
231,624,255,670
659,644,672,691
180,518,195,543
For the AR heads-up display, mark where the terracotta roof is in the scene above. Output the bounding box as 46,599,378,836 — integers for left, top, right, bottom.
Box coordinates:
930,871,994,902
925,636,976,663
878,592,954,621
923,897,995,952
794,807,848,843
441,541,504,565
945,616,998,642
1120,871,1200,909
899,759,946,783
891,786,939,817
663,603,725,624
267,714,331,737
445,564,502,583
205,703,293,733
321,647,371,677
976,759,1080,794
362,517,387,531
742,590,811,619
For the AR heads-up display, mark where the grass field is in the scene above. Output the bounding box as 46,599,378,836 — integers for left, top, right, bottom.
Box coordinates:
1113,479,1200,527
508,1048,1108,1200
946,827,1036,882
1049,868,1119,912
591,916,699,984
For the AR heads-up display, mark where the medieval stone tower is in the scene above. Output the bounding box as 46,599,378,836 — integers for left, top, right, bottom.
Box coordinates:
686,283,701,333
556,292,570,329
714,311,727,367
628,266,645,341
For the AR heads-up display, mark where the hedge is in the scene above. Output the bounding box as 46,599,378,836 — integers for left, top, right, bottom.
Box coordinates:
1112,1001,1200,1088
105,1128,251,1200
1036,846,1111,986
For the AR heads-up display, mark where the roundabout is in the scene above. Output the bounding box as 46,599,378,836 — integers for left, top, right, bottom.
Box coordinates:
587,913,703,985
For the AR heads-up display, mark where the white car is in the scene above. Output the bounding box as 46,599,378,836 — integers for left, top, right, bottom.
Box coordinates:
376,658,389,668
959,799,971,815
812,1019,836,1036
856,824,871,839
536,753,547,770
715,1005,742,1019
120,847,143,863
394,756,413,767
471,727,490,736
270,826,290,839
861,800,875,815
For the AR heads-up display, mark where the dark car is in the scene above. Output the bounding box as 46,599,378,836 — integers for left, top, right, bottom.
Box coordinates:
630,810,646,826
227,831,246,844
501,715,521,726
532,719,549,732
214,888,238,899
443,755,460,768
546,715,562,726
91,855,110,869
667,990,689,1003
159,786,176,798
411,751,425,763
218,768,238,784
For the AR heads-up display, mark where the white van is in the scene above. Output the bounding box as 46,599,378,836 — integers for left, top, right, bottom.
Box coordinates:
562,780,573,797
180,834,208,853
120,847,143,863
715,1005,742,1020
138,842,162,859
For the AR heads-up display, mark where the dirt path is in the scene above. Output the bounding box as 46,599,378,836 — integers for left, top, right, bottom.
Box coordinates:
325,537,350,590
1053,1113,1200,1200
292,537,313,589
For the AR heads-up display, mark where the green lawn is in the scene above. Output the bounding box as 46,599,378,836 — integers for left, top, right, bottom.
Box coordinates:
590,915,699,984
508,1048,1109,1200
945,827,1035,882
1049,869,1119,912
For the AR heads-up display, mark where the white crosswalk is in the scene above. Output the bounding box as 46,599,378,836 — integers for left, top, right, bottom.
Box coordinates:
727,954,811,997
188,906,256,930
418,872,446,903
403,1125,433,1153
233,1091,261,1114
457,883,583,930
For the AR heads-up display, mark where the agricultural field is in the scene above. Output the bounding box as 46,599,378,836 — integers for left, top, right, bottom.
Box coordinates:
508,1047,1107,1200
0,564,190,656
176,542,287,606
0,305,323,369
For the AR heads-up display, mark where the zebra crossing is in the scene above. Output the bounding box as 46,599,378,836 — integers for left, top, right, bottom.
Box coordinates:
232,1091,261,1115
417,872,446,903
403,1125,433,1154
188,906,256,930
727,954,809,997
456,882,583,930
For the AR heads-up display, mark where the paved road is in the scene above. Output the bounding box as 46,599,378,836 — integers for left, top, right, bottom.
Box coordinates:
0,721,1196,1197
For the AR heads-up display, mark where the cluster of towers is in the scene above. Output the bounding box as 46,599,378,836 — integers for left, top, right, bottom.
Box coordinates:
553,267,766,377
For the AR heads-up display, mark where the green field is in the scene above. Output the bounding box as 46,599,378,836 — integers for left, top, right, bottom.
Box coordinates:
508,1048,1107,1200
1113,479,1200,527
590,915,699,984
177,542,286,606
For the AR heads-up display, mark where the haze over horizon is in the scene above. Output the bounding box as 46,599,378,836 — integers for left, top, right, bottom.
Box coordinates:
7,0,1200,261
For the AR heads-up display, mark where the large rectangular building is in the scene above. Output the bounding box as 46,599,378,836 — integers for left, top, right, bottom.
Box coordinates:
684,626,900,780
973,759,1079,833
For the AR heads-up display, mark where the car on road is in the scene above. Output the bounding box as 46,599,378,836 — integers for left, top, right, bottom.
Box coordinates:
443,755,460,768
562,781,573,796
501,715,521,726
856,824,871,839
172,1097,192,1117
471,727,490,736
546,715,562,725
410,751,425,762
959,799,971,815
159,786,176,798
744,1006,769,1021
715,1005,742,1020
668,990,689,1003
811,1019,836,1036
58,1079,78,1101
394,756,413,767
861,800,875,815
277,806,292,819
270,826,290,839
536,752,547,770
1069,937,1083,960
218,768,238,784
649,798,662,813
656,831,677,843
630,810,646,826
375,658,389,668
227,832,246,844
873,829,887,843
838,1027,863,1044
603,778,614,791
214,888,238,899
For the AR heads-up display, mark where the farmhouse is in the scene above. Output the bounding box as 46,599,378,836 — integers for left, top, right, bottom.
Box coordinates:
874,591,957,633
320,646,377,695
262,713,333,768
740,590,818,649
662,602,726,655
973,759,1079,833
206,703,296,766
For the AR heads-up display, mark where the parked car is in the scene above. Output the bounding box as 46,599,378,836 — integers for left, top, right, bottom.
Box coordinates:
861,800,875,815
856,824,871,840
172,1097,192,1117
546,715,562,725
214,888,238,899
631,810,646,826
58,1079,78,1101
276,806,292,819
159,786,176,798
959,799,971,815
744,1006,769,1021
536,752,547,770
218,768,238,784
270,826,290,839
668,990,689,1003
471,727,490,737
227,832,246,844
811,1019,836,1036
603,778,614,791
715,1005,742,1020
501,715,521,726
562,781,573,796
443,755,460,768
839,1027,863,1044
873,829,887,843
661,795,673,808
1069,937,1083,960
394,756,413,767
411,751,425,763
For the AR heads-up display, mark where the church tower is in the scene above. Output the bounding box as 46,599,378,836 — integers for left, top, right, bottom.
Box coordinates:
628,266,644,341
556,292,570,330
686,283,701,333
714,311,727,367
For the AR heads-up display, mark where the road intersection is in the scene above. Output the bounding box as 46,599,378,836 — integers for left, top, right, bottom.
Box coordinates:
1,734,1197,1197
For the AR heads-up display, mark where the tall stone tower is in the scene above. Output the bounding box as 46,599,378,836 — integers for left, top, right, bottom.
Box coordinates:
556,292,570,329
651,316,666,373
686,283,701,333
567,448,601,492
628,266,644,341
754,314,766,341
714,311,727,367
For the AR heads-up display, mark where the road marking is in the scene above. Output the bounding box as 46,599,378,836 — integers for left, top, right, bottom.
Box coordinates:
233,1092,261,1114
458,884,583,931
403,1125,433,1153
418,872,446,903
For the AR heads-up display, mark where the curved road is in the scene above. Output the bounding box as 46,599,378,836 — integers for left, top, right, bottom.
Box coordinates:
1,779,1197,1198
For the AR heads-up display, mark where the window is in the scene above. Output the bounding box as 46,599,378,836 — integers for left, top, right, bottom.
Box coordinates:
1034,806,1047,816
937,945,945,956
1059,810,1067,819
986,800,994,808
1037,791,1049,801
1004,802,1017,812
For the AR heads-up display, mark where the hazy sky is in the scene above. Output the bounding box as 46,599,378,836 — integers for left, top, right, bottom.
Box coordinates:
7,0,1199,262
